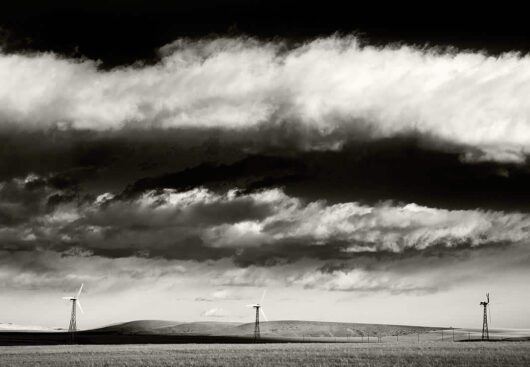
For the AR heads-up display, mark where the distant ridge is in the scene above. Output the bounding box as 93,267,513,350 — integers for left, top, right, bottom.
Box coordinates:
88,320,441,338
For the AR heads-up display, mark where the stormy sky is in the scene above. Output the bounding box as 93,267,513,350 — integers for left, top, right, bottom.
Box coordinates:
1,1,530,329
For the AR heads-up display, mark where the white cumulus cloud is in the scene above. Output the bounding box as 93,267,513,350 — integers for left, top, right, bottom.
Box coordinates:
2,37,530,160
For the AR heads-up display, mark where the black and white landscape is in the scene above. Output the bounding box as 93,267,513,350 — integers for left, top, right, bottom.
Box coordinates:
1,3,530,362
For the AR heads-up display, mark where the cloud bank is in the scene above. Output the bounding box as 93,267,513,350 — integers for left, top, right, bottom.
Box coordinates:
2,37,530,161
2,174,529,266
2,171,529,296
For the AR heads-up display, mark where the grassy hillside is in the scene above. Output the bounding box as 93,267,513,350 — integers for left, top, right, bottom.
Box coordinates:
236,320,439,338
89,319,442,338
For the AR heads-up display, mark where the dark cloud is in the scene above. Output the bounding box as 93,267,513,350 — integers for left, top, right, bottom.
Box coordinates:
0,127,243,193
127,135,530,212
4,125,530,213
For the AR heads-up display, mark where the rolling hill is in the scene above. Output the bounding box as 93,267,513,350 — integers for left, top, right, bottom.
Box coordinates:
89,320,440,338
2,320,529,345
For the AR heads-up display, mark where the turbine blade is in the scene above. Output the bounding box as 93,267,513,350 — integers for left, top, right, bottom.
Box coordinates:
77,283,84,298
246,304,257,307
259,289,267,304
77,300,84,314
260,308,268,322
62,297,73,300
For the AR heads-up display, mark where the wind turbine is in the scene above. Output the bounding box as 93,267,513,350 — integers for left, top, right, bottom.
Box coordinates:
479,292,490,340
487,295,499,334
246,290,268,341
63,283,84,334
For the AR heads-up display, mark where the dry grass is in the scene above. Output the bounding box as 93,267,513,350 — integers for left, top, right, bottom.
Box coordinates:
1,342,529,367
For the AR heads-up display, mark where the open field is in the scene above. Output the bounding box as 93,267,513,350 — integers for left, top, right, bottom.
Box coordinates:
1,342,530,367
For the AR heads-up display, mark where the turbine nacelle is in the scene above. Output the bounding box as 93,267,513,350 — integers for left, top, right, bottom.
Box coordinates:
245,290,268,322
62,283,85,315
480,292,490,306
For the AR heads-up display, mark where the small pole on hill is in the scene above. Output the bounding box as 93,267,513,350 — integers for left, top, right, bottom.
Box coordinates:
452,327,455,342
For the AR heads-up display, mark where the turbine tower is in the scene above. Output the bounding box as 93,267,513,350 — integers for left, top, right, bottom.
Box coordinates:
480,292,490,340
63,283,84,337
246,290,268,341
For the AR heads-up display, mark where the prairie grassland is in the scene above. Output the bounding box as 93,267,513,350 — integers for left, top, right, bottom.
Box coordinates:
1,342,530,367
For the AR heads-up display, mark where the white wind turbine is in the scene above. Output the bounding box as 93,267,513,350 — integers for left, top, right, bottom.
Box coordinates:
246,290,268,340
62,283,84,333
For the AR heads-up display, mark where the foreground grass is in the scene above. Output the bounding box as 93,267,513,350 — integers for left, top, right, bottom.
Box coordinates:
1,342,529,367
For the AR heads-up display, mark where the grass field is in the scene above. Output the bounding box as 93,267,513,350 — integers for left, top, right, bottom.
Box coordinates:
1,342,529,367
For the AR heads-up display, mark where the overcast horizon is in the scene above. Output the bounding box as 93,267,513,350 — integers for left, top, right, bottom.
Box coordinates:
1,1,530,331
